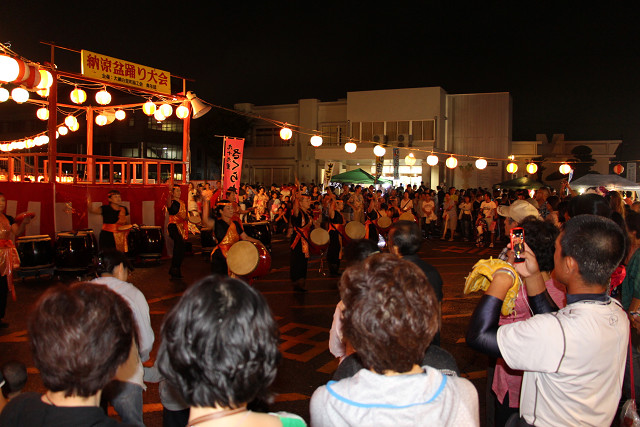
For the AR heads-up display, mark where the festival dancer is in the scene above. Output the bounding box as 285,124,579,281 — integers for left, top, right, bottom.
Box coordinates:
0,193,31,328
202,197,260,276
88,189,130,252
290,186,312,292
364,194,383,244
327,194,346,277
167,185,188,279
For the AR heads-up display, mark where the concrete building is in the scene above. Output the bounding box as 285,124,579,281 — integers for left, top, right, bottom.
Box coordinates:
512,133,622,184
235,86,512,189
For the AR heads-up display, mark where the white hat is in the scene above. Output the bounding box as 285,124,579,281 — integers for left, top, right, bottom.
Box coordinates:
497,200,541,224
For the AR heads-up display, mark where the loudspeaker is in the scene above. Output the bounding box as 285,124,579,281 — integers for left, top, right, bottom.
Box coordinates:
186,91,211,119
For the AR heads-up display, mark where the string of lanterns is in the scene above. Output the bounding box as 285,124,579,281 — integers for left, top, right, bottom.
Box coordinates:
0,46,588,176
275,124,576,175
1,45,209,152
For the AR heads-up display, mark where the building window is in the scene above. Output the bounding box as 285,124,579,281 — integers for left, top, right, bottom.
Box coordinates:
319,123,347,146
350,119,435,144
147,117,183,133
145,143,181,160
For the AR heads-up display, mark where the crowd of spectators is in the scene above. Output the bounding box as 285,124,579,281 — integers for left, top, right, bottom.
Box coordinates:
3,177,640,426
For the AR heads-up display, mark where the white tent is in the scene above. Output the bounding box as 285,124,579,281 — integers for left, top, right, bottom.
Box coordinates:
570,174,640,192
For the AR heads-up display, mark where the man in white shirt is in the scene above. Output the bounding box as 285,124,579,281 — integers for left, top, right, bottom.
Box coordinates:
467,215,628,426
480,193,497,247
92,250,154,427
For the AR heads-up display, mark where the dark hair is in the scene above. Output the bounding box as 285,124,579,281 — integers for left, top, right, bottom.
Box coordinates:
29,283,134,397
627,211,640,237
97,249,134,275
158,276,280,409
520,217,559,272
107,190,121,198
1,361,27,394
214,199,231,218
560,215,626,286
546,195,560,211
343,239,379,266
389,220,422,255
568,194,611,218
340,254,439,374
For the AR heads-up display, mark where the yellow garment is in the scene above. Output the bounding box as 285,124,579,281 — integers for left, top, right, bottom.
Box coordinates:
464,257,521,316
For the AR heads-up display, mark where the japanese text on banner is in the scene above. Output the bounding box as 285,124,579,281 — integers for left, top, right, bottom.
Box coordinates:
222,138,245,194
81,50,171,95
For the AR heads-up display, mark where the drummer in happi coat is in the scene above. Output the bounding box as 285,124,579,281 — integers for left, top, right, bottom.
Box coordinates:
88,189,131,252
290,186,313,292
203,198,260,276
0,193,32,328
364,193,384,244
327,193,346,277
167,185,190,279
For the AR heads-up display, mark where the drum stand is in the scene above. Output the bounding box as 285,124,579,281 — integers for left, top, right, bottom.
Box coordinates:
16,265,55,282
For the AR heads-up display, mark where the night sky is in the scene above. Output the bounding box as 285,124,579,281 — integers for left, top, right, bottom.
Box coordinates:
4,3,640,157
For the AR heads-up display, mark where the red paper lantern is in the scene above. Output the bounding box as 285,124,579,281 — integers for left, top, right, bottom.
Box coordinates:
613,164,624,175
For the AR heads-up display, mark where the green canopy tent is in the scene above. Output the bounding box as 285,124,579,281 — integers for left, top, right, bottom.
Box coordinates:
330,168,392,185
492,176,544,190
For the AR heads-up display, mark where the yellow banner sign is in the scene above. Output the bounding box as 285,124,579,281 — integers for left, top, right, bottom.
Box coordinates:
81,50,171,95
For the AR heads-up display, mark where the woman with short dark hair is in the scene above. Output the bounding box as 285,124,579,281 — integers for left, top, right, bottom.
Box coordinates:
0,282,134,426
311,254,479,426
157,275,306,426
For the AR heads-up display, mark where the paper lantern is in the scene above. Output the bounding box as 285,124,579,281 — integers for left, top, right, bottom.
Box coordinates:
0,55,20,82
36,70,53,89
159,103,173,117
95,114,108,126
95,89,111,105
70,87,87,104
143,101,156,116
36,88,49,98
613,164,624,175
427,154,439,166
21,64,42,89
475,158,487,170
506,162,518,174
373,145,386,157
0,87,9,102
115,109,126,121
310,135,323,147
154,110,166,121
36,107,49,120
526,162,538,174
176,104,189,119
68,121,79,132
559,163,572,175
64,115,78,128
344,141,357,153
405,152,416,166
280,127,292,140
445,156,458,169
58,126,69,136
11,87,29,103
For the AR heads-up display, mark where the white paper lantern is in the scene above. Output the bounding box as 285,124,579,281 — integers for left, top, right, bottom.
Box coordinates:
310,135,323,147
445,156,458,169
11,87,29,103
280,127,292,140
344,141,357,153
373,145,386,157
475,158,487,170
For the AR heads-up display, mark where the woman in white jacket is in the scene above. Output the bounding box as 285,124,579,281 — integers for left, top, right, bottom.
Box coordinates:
311,254,479,427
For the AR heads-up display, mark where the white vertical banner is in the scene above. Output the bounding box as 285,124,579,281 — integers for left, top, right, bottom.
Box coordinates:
628,162,637,182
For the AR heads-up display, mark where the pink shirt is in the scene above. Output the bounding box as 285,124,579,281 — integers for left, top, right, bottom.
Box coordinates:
492,277,566,407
